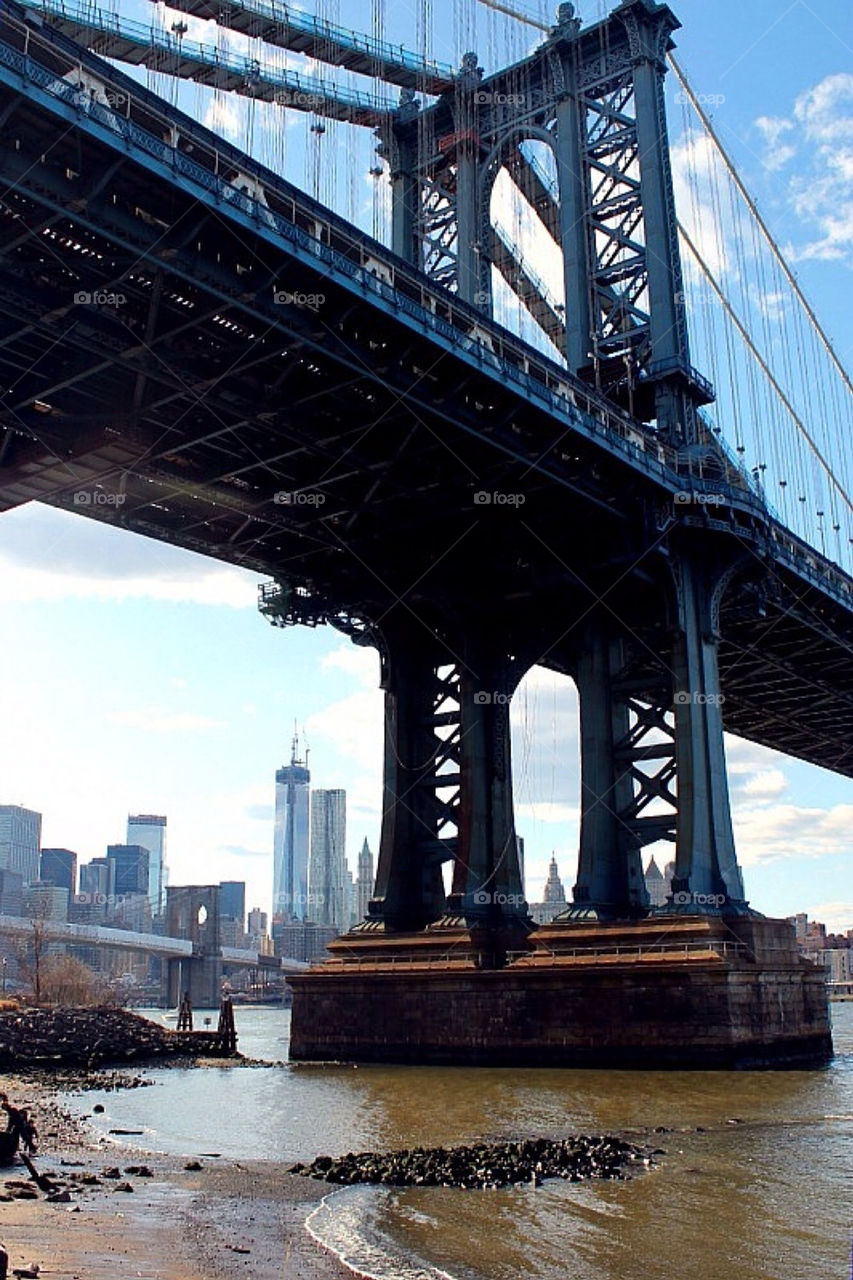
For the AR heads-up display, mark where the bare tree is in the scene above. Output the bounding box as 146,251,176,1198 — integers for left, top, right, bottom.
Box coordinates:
39,955,108,1007
14,899,52,1006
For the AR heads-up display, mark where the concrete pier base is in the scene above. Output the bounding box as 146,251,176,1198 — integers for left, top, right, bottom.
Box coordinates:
287,916,832,1068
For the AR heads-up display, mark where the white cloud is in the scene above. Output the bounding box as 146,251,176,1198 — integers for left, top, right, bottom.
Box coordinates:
755,115,796,171
516,802,578,825
0,504,259,607
306,689,384,766
734,801,853,866
202,95,244,144
739,769,788,799
671,131,734,280
320,644,380,688
753,74,853,266
107,708,226,733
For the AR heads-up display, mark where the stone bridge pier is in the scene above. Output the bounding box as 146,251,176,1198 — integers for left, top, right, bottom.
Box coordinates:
164,886,223,1009
285,565,831,1069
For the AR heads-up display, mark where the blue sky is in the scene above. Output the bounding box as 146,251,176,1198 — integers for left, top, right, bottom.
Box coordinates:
0,0,850,928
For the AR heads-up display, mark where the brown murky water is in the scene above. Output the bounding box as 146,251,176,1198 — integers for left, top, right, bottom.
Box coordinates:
71,1004,853,1280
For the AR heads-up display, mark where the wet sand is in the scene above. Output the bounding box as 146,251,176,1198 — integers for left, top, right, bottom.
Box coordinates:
0,1074,357,1279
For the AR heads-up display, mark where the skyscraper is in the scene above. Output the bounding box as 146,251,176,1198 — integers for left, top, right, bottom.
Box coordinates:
39,848,78,896
0,805,41,885
644,854,667,907
106,843,150,898
127,815,167,916
529,855,568,926
356,837,374,923
273,736,310,920
219,881,246,928
309,789,347,930
543,856,566,905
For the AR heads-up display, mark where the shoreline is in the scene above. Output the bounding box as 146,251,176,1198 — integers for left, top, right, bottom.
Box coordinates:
0,1069,358,1280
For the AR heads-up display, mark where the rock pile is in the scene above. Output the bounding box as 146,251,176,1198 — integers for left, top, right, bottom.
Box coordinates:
291,1134,654,1190
0,1008,237,1069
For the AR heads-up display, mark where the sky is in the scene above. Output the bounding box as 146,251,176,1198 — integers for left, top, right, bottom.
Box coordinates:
0,0,851,929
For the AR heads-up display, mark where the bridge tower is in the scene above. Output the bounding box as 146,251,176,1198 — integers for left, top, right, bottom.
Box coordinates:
382,0,714,443
164,886,223,1009
341,0,745,931
264,1,828,1066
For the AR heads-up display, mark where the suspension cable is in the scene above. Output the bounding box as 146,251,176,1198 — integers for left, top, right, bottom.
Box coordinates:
678,221,853,519
668,54,853,404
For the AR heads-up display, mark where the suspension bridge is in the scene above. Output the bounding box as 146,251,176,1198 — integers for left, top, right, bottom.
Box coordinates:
0,0,848,1065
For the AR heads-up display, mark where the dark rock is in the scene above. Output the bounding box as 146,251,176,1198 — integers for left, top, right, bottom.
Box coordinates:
296,1133,651,1191
183,1161,202,1172
101,1168,121,1179
92,1105,104,1114
124,1166,153,1177
113,1182,134,1193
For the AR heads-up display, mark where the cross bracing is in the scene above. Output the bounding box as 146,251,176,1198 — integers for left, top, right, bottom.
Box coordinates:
0,0,851,794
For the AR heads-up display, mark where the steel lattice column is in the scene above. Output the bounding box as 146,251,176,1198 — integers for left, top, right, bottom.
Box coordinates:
445,643,529,927
568,622,672,919
366,625,460,931
670,553,747,909
554,51,591,374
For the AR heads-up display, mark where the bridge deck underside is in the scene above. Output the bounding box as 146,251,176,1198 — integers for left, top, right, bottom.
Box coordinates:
0,11,850,780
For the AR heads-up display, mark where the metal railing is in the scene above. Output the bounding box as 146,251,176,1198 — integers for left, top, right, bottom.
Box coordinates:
317,939,752,968
18,0,394,120
156,0,455,91
2,6,852,605
507,939,751,962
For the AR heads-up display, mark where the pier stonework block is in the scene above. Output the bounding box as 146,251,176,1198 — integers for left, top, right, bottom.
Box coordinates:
287,916,831,1068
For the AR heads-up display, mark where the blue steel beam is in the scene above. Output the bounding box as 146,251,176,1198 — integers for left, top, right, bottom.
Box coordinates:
146,0,455,94
18,0,394,125
1,11,851,623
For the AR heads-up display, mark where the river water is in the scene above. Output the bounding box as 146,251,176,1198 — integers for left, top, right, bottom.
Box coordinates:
65,1005,853,1280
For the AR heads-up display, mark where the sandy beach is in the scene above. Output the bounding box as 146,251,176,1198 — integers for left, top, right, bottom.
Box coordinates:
0,1073,357,1280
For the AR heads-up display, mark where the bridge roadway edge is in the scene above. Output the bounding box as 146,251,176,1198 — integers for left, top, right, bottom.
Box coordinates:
286,916,832,1068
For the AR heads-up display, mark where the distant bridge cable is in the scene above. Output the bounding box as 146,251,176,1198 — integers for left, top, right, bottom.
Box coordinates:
677,221,853,521
668,54,853,406
475,0,550,32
